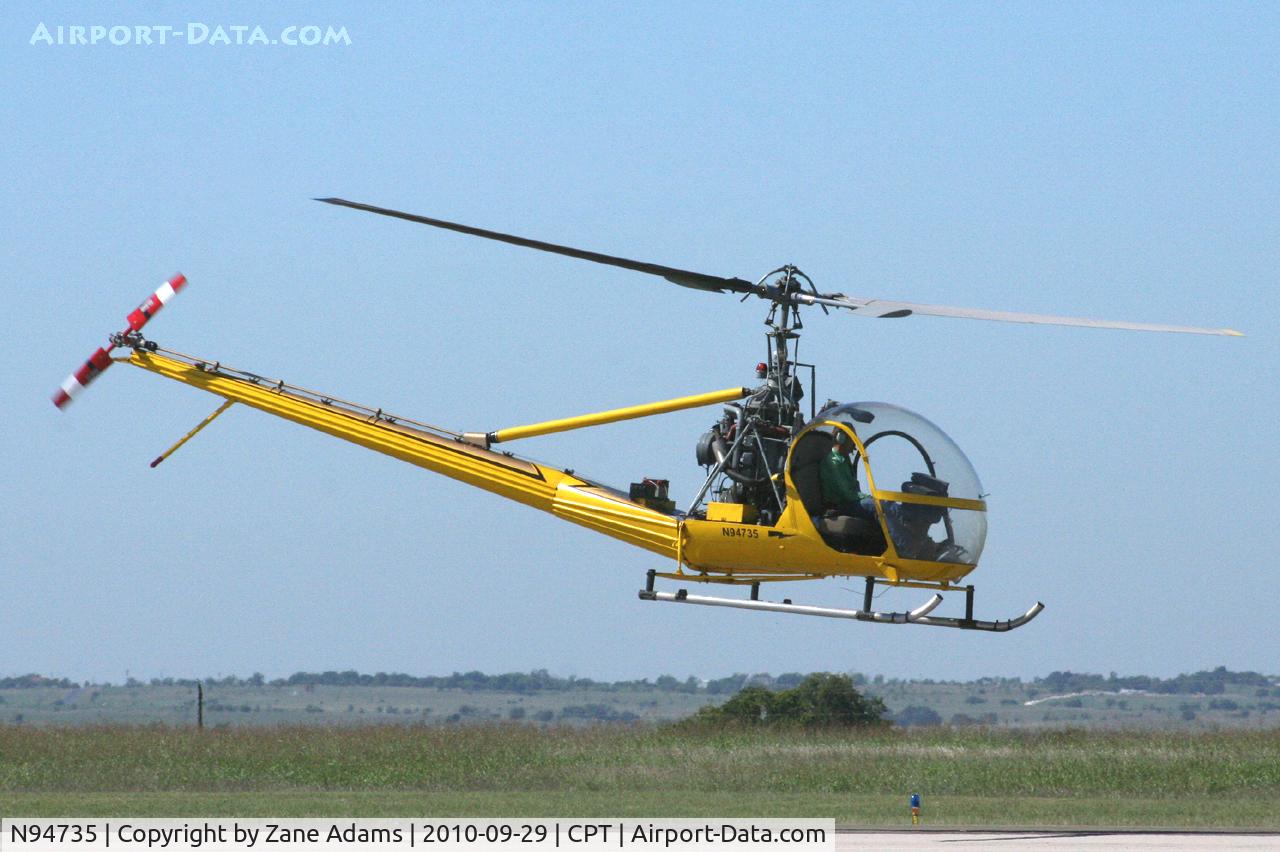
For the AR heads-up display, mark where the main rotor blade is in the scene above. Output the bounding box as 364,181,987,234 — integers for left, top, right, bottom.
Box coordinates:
316,198,756,295
809,293,1243,336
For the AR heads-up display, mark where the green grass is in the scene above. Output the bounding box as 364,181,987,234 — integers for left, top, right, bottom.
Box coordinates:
3,792,1276,826
1,725,1277,826
0,684,718,728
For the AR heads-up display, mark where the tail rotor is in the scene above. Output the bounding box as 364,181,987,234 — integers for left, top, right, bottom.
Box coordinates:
51,273,187,409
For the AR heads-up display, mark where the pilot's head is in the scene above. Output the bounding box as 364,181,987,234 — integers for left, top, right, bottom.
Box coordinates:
834,430,855,456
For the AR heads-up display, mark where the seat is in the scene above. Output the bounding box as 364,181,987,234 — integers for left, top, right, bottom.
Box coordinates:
887,472,951,559
790,431,833,518
789,431,886,555
900,472,949,526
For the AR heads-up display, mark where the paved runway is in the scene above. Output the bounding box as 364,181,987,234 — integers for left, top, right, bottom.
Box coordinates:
836,830,1277,849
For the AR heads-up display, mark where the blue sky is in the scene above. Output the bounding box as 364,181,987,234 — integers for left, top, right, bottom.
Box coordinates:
3,2,1275,684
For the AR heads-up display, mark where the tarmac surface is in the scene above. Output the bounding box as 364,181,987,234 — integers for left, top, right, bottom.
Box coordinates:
835,830,1278,850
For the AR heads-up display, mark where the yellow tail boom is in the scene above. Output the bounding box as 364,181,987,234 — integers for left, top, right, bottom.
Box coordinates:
126,348,683,558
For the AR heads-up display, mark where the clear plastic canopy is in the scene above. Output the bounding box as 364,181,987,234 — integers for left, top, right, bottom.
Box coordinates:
820,401,987,564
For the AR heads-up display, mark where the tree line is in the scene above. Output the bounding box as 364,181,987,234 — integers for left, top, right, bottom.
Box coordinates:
1035,666,1270,696
136,670,814,695
1,667,1272,695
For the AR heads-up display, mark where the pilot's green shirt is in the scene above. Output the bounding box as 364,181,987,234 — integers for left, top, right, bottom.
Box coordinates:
819,448,863,508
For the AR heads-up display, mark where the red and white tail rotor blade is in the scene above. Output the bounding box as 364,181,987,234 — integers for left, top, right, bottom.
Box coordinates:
126,273,187,332
52,272,187,409
51,347,114,409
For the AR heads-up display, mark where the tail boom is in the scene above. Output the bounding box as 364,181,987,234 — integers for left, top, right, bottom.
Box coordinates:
125,348,680,559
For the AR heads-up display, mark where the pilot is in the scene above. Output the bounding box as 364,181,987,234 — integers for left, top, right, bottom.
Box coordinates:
819,431,868,514
816,430,885,554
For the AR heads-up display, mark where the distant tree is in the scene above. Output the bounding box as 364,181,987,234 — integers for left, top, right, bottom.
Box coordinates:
774,672,808,689
703,686,775,724
706,674,749,695
893,706,942,727
560,703,635,722
773,673,887,727
689,674,886,729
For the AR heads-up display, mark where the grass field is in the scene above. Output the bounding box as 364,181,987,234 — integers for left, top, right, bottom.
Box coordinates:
1,725,1277,827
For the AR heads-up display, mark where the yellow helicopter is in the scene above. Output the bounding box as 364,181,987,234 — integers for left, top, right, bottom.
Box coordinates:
53,199,1241,631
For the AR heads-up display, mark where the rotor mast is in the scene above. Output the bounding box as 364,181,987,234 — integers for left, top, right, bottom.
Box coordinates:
682,266,823,523
759,264,813,430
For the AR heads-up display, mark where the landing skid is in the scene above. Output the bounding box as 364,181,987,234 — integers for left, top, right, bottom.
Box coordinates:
638,571,1043,632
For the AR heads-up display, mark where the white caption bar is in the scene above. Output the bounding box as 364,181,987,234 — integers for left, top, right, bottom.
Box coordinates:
1,819,834,852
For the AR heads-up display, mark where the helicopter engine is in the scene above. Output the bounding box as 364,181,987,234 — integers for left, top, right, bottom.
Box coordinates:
693,364,804,525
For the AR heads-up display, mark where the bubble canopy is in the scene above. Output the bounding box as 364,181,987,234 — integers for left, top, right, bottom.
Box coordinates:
816,401,987,564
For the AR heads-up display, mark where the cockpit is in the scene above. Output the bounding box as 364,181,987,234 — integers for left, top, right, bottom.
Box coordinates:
788,402,987,565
